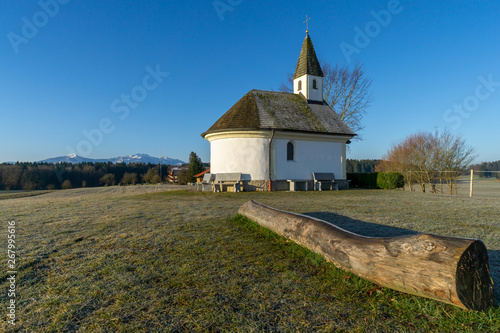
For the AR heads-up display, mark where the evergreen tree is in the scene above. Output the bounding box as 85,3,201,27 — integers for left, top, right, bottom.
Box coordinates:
186,152,205,183
346,159,380,173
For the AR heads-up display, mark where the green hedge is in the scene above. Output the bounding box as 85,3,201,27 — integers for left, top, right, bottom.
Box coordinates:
347,173,378,189
376,172,404,189
347,172,404,189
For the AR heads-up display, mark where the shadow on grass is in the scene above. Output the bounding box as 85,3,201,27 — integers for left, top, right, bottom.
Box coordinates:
303,212,419,237
304,211,500,306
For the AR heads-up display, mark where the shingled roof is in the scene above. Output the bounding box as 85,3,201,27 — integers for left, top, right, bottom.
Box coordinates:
293,33,324,79
201,90,355,138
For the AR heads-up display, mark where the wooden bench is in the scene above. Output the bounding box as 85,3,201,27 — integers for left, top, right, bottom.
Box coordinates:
287,179,309,191
196,173,214,192
238,200,495,311
313,172,339,191
213,173,242,192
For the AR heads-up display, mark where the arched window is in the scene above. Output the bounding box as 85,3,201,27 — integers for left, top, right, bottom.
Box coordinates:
298,80,302,91
313,79,317,89
287,141,294,161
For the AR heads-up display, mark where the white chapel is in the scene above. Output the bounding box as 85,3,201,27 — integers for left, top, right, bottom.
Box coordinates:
201,32,356,191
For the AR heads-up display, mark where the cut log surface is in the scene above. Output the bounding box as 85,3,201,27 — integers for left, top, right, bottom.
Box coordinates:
238,200,495,311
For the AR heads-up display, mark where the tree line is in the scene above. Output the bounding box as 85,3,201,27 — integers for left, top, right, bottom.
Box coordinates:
472,160,500,179
346,159,380,173
0,162,171,191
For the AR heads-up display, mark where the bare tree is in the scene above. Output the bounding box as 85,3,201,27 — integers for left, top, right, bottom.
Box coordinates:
120,172,138,186
377,131,476,194
409,132,438,192
280,61,373,138
100,173,116,187
436,132,476,195
278,73,294,94
376,133,424,191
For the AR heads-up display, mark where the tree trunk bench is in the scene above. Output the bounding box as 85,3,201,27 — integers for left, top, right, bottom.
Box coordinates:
238,200,495,311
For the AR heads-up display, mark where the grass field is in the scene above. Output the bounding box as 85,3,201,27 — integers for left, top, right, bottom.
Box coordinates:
0,185,498,332
403,176,500,199
457,177,500,198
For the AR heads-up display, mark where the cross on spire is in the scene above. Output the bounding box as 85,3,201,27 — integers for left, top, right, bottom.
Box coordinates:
304,15,311,34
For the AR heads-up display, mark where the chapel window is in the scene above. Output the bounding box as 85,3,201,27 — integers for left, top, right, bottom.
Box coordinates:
287,141,294,161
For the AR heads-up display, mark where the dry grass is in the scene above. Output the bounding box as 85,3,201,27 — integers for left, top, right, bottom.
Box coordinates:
0,185,498,332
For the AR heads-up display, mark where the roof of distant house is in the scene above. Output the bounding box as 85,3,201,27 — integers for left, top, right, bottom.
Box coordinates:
193,169,210,178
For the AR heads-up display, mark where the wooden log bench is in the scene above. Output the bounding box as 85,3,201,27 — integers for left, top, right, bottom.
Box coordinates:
287,179,309,191
213,173,242,192
238,200,495,311
313,172,339,191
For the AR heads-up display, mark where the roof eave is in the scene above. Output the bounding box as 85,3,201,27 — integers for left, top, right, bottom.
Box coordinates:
270,128,356,137
202,127,356,139
201,127,264,139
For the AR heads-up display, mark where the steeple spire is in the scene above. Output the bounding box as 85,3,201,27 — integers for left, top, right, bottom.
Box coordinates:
293,34,324,79
293,32,324,103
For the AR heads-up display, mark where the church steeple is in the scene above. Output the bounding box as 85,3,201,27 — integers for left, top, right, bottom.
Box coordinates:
293,33,324,103
293,33,324,79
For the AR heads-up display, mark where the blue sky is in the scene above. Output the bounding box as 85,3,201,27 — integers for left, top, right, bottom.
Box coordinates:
1,0,499,163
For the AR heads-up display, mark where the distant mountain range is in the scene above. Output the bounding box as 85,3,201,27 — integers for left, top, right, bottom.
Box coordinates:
37,153,186,165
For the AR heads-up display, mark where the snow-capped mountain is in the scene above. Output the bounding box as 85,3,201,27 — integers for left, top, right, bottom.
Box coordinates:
110,153,185,165
38,153,185,165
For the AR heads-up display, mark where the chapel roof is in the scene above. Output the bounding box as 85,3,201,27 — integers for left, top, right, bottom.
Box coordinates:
293,33,324,79
201,90,355,138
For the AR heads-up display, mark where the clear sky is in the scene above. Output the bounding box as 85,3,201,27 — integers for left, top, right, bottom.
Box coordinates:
1,0,499,163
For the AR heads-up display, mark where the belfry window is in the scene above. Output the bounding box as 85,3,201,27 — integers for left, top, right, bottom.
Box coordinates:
298,80,302,91
287,141,294,161
313,79,317,89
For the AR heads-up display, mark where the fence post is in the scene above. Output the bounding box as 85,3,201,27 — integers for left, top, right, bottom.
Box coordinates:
469,169,474,197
